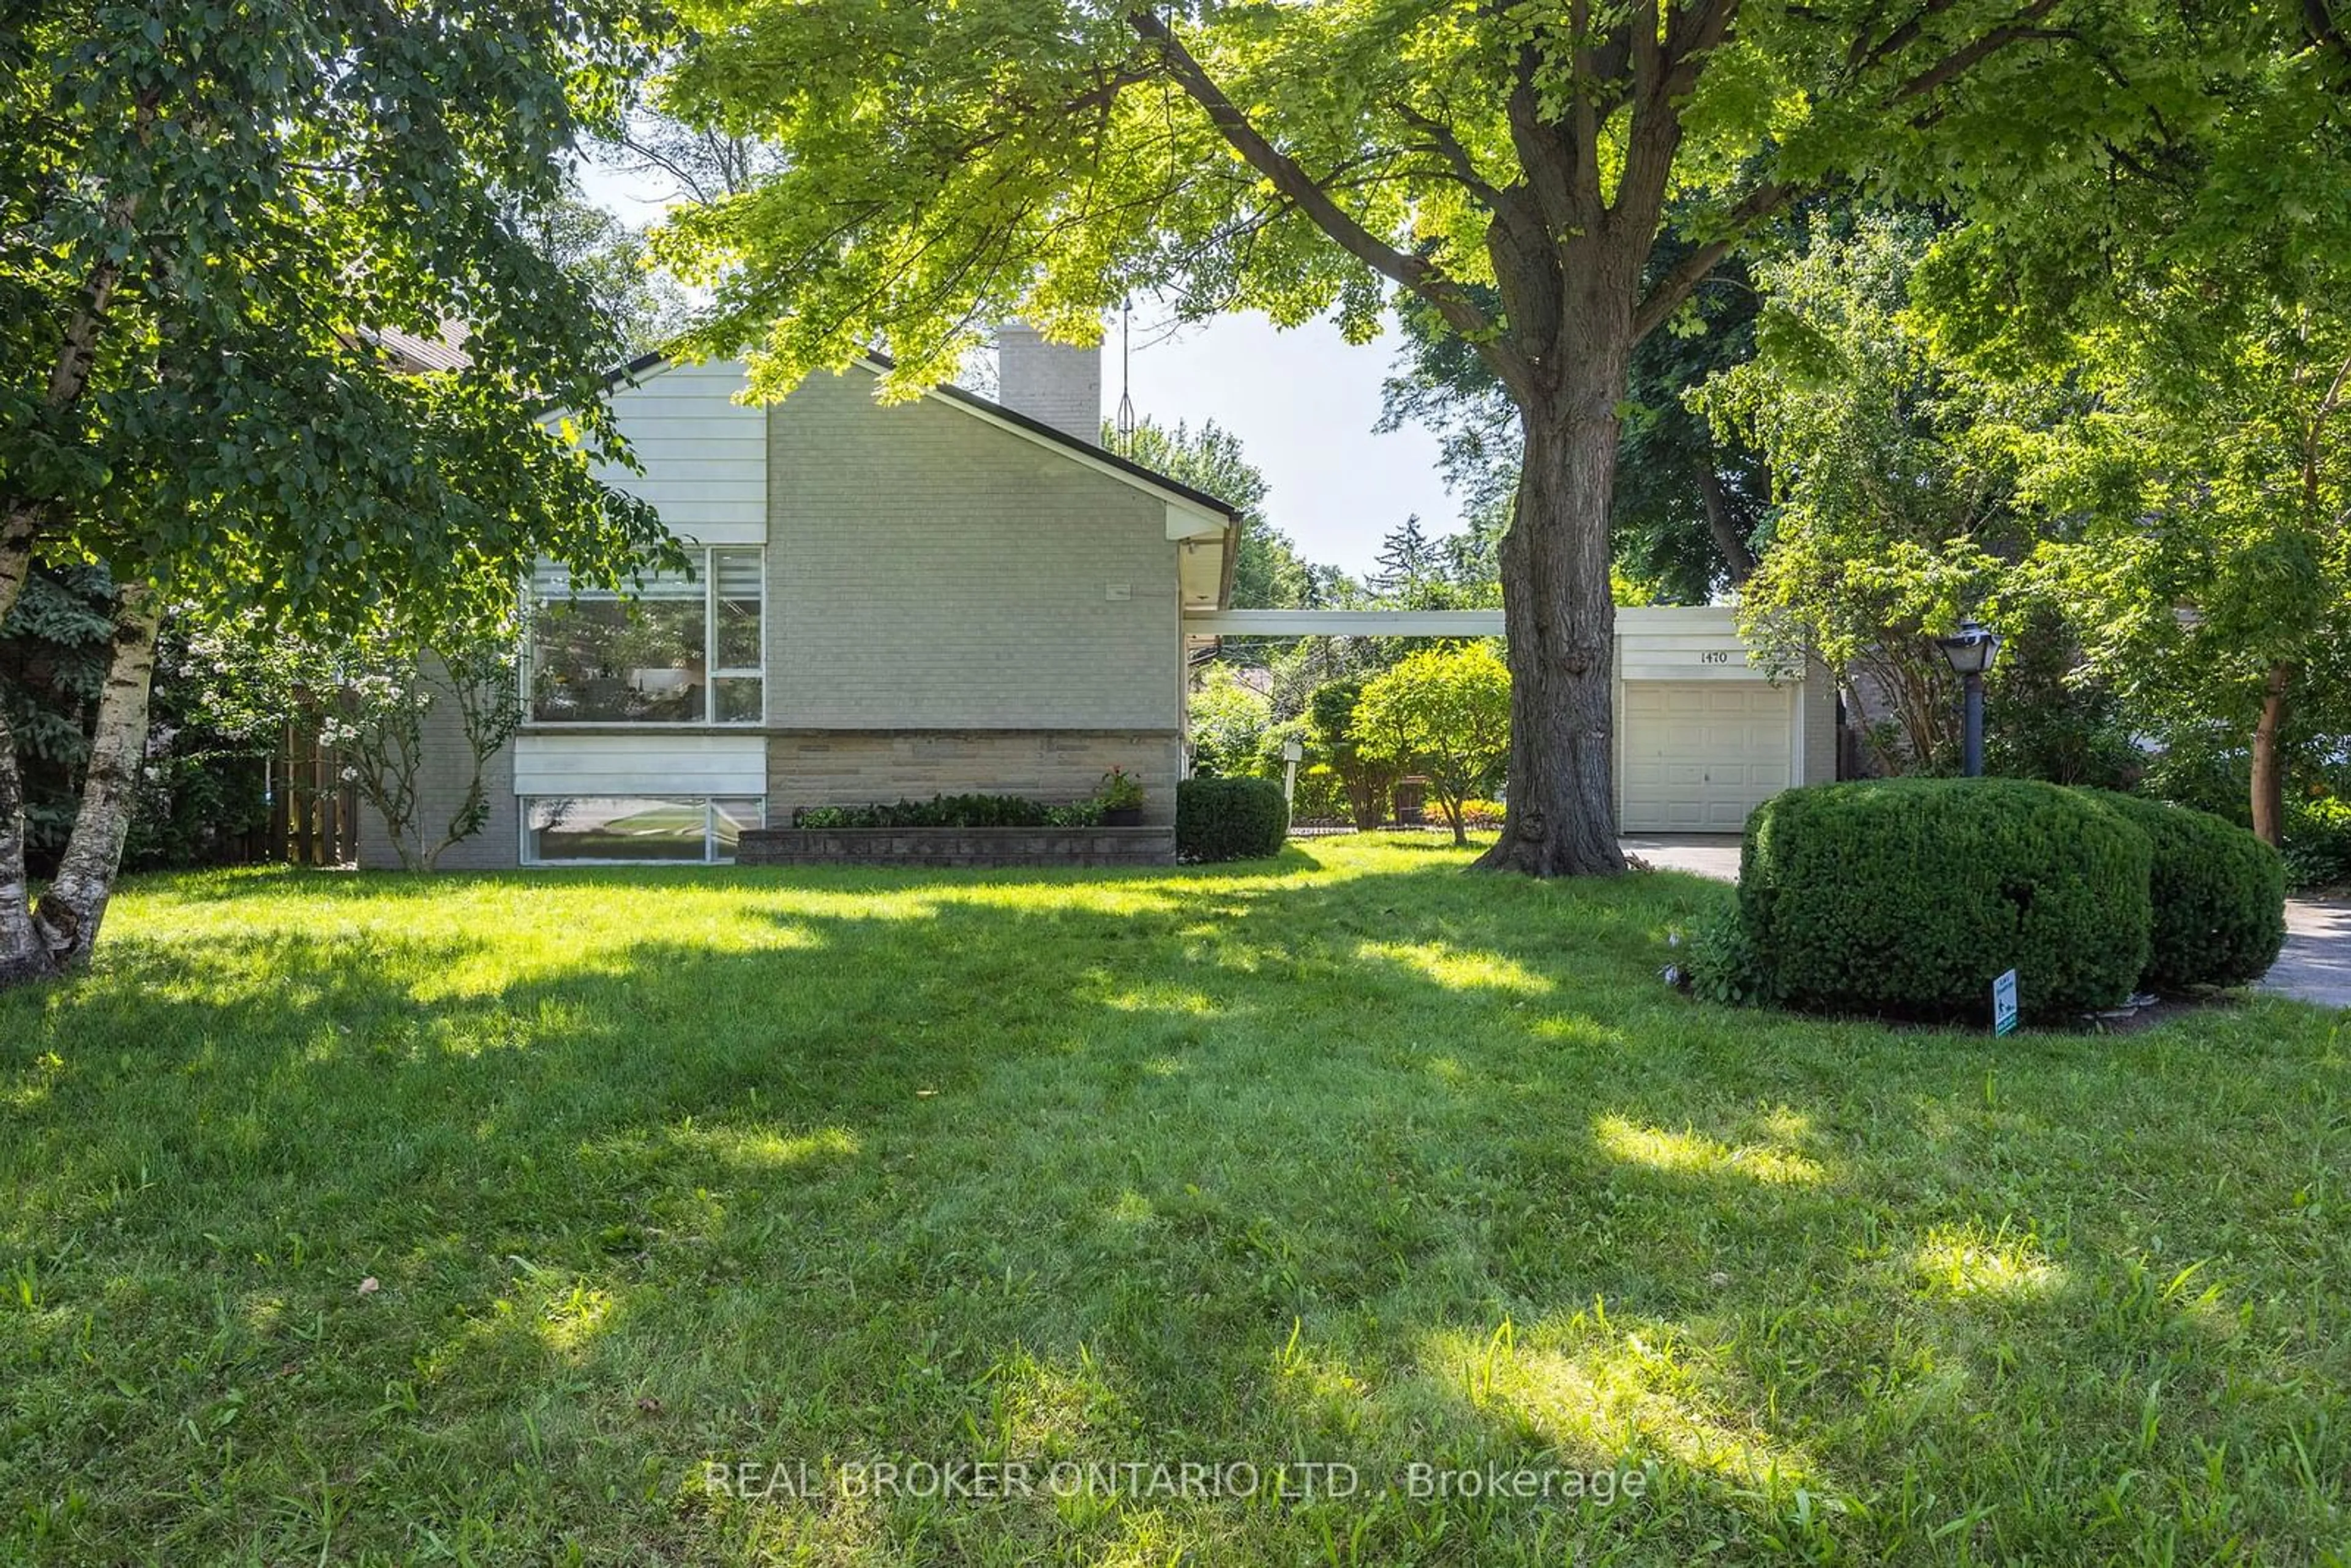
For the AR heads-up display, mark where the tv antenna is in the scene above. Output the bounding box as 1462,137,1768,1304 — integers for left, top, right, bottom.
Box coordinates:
1114,296,1137,455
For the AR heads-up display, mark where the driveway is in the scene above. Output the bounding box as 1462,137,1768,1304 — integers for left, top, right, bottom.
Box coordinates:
1622,835,1742,882
1624,835,2351,1011
2262,900,2351,1010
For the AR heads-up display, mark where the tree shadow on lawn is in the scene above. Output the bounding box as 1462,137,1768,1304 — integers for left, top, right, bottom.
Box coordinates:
2,856,2347,1562
113,842,1333,912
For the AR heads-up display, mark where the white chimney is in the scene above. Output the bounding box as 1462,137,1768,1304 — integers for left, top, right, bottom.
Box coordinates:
996,322,1101,445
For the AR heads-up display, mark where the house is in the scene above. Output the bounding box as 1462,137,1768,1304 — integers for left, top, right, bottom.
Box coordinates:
358,329,1832,870
358,328,1238,869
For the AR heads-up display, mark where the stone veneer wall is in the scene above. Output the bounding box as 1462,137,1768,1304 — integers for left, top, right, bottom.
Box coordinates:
767,730,1180,827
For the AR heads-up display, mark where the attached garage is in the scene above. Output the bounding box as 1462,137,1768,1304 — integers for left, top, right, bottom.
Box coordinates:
1180,604,1836,833
1617,681,1794,832
1615,606,1831,834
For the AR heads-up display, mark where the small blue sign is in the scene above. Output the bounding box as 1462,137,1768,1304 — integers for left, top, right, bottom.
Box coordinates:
1992,969,2020,1037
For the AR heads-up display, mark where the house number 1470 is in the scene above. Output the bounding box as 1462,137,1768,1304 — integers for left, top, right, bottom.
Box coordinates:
1699,650,1731,664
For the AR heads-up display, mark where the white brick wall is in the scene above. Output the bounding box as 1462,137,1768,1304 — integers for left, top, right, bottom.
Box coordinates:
996,324,1102,444
765,367,1180,730
354,659,520,871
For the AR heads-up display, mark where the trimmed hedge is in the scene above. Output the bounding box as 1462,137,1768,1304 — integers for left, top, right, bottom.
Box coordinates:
1176,776,1288,862
2096,792,2285,992
1740,779,2151,1022
795,793,1101,829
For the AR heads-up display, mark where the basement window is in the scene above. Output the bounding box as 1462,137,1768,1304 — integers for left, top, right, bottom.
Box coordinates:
523,797,763,865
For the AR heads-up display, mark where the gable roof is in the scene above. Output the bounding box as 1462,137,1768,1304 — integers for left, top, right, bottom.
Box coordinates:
604,349,1243,523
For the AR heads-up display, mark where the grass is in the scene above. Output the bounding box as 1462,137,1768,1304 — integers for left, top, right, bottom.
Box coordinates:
1,833,2347,1565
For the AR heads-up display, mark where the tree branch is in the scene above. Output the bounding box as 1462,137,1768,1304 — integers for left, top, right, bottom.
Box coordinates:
1616,0,1689,239
1130,8,1535,397
1630,179,1790,339
1851,0,1963,71
2304,348,2351,517
1390,102,1505,207
1663,0,1743,96
1506,44,1584,238
1891,0,2067,101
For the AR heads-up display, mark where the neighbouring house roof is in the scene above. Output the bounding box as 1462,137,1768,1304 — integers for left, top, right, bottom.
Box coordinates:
367,323,473,374
604,348,1245,525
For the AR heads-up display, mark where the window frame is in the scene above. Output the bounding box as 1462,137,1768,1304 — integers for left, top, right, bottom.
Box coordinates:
519,795,765,866
522,546,767,729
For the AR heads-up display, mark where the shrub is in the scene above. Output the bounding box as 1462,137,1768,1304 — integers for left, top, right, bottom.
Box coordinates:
1097,767,1146,812
2284,797,2351,891
1176,776,1288,861
1682,901,1779,1008
1741,778,2151,1022
1188,666,1272,778
1289,765,1350,823
1307,680,1400,828
795,793,1057,829
2095,792,2285,991
1458,797,1507,829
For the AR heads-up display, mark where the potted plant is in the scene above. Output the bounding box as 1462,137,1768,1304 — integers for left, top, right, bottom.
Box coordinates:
1097,767,1146,827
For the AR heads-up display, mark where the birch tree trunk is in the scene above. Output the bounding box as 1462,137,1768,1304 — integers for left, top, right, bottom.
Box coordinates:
0,705,48,986
0,585,165,985
32,586,165,969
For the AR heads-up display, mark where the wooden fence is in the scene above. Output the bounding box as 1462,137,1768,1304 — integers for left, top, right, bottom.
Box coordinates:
266,721,362,867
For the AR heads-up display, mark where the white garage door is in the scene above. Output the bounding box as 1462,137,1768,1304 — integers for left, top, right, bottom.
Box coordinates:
1619,681,1794,833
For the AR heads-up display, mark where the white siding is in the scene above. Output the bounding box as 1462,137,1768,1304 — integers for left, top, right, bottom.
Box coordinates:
513,732,767,797
590,359,767,546
1616,606,1782,682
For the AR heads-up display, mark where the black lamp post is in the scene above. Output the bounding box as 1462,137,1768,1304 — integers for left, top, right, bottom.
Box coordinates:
1936,620,2003,777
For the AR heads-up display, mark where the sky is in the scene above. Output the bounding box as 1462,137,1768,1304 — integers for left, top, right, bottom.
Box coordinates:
1115,311,1458,578
578,165,1460,579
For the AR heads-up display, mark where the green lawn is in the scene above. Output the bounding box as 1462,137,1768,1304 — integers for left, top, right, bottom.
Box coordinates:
2,836,2347,1565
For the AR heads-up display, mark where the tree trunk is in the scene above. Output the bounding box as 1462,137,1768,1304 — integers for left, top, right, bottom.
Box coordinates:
0,586,165,986
0,501,40,629
1695,456,1757,583
0,703,49,986
1479,368,1630,877
2251,661,2292,849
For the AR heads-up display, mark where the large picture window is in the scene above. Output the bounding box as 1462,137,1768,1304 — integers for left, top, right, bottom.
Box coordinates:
528,549,763,724
523,797,762,864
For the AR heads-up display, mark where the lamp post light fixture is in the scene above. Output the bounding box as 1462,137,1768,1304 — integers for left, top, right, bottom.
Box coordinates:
1280,734,1305,810
1936,620,2003,777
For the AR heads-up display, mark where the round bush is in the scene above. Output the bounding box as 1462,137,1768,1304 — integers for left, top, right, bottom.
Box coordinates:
1176,776,1289,862
1739,779,2152,1022
2094,792,2285,991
